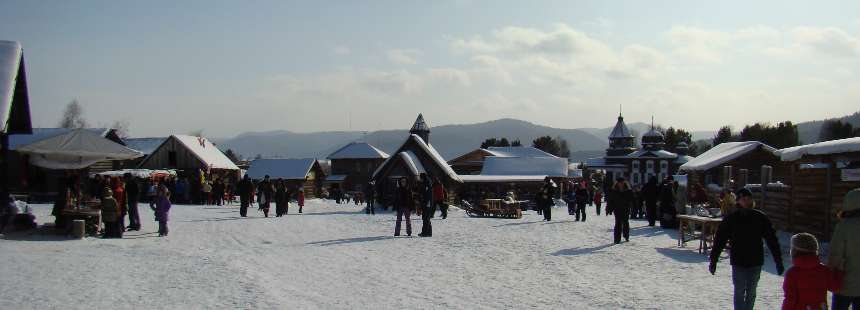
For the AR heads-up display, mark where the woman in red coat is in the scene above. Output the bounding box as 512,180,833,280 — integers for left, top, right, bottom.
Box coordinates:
782,233,842,310
297,190,305,214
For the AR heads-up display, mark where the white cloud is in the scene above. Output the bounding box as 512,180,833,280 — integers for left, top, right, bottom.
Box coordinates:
332,46,351,56
791,26,860,57
387,49,421,65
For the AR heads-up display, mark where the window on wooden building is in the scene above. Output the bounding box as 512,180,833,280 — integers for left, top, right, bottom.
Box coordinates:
168,151,177,167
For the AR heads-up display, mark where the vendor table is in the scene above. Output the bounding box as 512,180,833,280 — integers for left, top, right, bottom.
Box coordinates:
61,208,102,236
677,215,722,254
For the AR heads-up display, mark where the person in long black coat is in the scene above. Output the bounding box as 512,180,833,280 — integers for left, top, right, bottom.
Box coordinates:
364,182,375,215
610,178,634,244
575,183,589,222
642,176,659,226
124,174,141,231
237,175,252,217
418,174,433,237
274,179,287,217
658,176,678,228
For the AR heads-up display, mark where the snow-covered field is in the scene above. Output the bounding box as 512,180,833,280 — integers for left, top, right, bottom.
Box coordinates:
0,199,789,309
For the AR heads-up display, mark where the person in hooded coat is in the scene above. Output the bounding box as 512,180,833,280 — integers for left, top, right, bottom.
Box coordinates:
100,187,121,238
238,175,252,217
575,182,589,222
365,182,376,215
418,174,433,237
782,232,841,310
275,179,287,217
829,188,860,309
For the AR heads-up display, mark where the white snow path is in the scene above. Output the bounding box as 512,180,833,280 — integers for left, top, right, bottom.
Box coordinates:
0,200,788,309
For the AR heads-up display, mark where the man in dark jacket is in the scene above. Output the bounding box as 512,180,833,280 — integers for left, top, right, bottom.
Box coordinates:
124,174,141,231
394,178,413,237
709,188,784,310
364,182,375,215
237,175,252,217
418,174,433,237
610,178,633,244
575,183,589,222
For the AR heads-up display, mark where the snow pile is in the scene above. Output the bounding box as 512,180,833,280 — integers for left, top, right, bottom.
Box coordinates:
0,200,792,309
779,137,860,161
680,141,777,171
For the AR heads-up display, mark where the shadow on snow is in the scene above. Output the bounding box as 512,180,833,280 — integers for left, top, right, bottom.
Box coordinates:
307,235,394,246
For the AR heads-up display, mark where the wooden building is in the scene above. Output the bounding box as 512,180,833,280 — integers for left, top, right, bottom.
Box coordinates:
371,114,462,205
137,135,240,181
757,137,860,240
326,142,389,192
245,158,325,198
123,137,167,168
679,141,788,187
1,40,33,192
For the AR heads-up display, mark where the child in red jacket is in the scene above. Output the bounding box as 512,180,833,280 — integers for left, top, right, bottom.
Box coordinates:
782,233,843,310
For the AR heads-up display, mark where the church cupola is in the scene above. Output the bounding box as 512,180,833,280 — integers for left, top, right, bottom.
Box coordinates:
410,113,431,143
607,114,636,156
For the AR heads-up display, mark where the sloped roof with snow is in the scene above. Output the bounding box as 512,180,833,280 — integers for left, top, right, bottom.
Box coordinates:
124,137,168,156
9,128,111,150
246,158,318,180
609,116,634,139
482,157,569,177
399,151,426,176
172,135,240,170
1,40,30,134
460,175,548,183
327,142,390,159
779,137,860,161
485,146,557,158
371,134,461,183
625,149,678,159
680,141,777,171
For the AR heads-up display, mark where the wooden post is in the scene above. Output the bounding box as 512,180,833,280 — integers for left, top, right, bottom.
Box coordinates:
738,169,748,188
723,166,733,189
761,165,772,209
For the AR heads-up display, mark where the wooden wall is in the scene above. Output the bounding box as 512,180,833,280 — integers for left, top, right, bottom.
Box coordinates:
138,137,204,170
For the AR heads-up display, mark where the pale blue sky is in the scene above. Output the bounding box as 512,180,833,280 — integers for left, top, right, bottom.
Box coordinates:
2,0,859,137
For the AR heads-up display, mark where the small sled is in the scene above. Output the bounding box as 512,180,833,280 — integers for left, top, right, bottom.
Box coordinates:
460,199,523,219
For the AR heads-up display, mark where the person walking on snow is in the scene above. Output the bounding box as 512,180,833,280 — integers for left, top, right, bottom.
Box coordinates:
829,188,860,309
297,189,305,213
418,174,433,237
642,176,659,226
709,188,784,310
575,182,589,222
539,177,556,221
593,189,603,215
432,177,447,219
124,173,141,231
609,178,633,244
365,182,376,215
100,187,121,238
238,175,252,217
394,178,413,237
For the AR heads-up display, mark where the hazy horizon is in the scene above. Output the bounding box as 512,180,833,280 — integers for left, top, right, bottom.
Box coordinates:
2,1,859,137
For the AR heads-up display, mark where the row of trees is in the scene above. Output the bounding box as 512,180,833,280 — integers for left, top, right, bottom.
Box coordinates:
480,136,570,158
480,137,522,148
819,119,860,142
712,121,800,149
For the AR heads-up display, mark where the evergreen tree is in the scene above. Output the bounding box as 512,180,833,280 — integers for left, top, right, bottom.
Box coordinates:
713,126,734,146
819,120,859,142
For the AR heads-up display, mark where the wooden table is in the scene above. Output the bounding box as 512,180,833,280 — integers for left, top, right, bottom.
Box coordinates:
678,215,722,254
61,208,102,235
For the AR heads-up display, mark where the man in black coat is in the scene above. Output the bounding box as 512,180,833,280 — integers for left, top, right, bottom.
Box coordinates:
124,174,141,231
575,183,589,222
539,177,556,221
393,178,413,237
237,175,252,217
610,178,633,244
642,176,659,226
709,188,783,310
364,182,375,215
418,174,433,237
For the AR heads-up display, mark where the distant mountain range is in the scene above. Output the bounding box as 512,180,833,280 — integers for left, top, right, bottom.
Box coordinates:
211,111,858,163
214,118,714,162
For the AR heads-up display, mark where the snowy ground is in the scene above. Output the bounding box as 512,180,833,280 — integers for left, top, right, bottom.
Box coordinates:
0,199,791,309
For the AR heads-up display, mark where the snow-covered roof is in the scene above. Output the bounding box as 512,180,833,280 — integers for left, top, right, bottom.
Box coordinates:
485,146,557,158
0,40,29,134
460,175,548,183
680,141,777,171
124,137,168,156
399,151,426,176
9,128,111,150
568,166,583,178
779,137,860,161
482,156,568,177
675,155,695,165
15,129,143,170
172,135,240,170
625,149,678,159
584,157,627,168
327,142,389,159
410,113,430,132
371,134,462,183
246,158,318,180
609,116,634,139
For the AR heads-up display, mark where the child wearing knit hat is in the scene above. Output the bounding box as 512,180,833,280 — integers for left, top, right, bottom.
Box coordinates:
782,232,843,310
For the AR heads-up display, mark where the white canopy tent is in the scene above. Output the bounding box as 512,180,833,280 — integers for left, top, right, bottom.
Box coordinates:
16,129,143,169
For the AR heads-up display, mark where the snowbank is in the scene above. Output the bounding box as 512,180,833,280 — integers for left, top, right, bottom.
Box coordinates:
779,137,860,161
